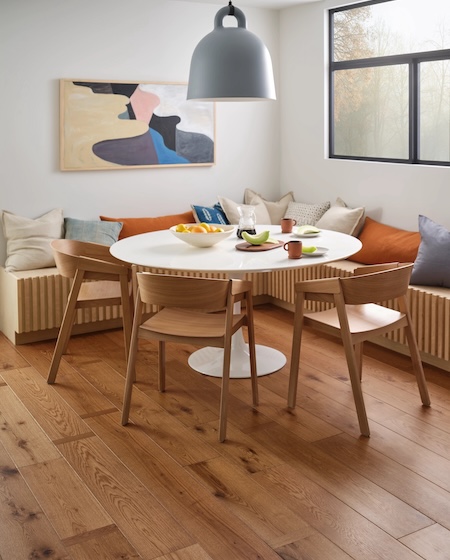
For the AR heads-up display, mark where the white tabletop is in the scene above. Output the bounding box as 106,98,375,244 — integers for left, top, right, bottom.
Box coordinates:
110,225,362,273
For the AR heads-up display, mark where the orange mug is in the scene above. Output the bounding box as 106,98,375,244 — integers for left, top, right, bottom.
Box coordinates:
284,240,302,259
281,217,297,233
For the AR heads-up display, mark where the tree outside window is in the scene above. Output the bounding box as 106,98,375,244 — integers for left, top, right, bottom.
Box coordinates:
330,0,450,165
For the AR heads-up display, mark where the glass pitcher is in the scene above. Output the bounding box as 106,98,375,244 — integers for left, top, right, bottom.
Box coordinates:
237,205,257,239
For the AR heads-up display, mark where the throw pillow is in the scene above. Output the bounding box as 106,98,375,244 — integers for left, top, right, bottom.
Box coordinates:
283,200,331,226
64,218,123,246
244,189,295,224
100,211,195,239
410,215,450,288
191,203,229,225
1,208,64,272
217,195,271,225
348,217,421,264
315,197,365,236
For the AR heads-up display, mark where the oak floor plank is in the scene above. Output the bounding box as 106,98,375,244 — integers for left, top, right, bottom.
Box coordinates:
399,523,450,560
248,422,433,539
253,462,423,560
315,433,450,531
0,441,70,560
57,436,195,559
1,367,93,442
0,384,61,467
276,531,355,560
187,456,315,547
65,526,141,560
0,333,30,371
21,457,114,540
16,342,121,417
83,413,282,560
153,544,214,560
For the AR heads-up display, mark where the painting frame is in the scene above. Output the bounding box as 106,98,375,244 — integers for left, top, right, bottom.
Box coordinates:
60,79,215,171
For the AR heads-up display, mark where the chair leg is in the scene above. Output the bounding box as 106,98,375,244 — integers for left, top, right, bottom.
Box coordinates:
47,274,83,384
245,296,258,407
218,337,233,442
405,324,431,406
121,326,140,426
288,294,305,408
158,341,166,393
341,337,370,437
120,275,133,359
354,342,363,381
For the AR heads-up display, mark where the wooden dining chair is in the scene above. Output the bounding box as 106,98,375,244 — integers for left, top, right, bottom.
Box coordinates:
47,239,133,384
288,262,431,436
121,272,259,442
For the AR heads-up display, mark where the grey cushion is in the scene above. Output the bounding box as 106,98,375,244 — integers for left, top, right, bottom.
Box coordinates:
410,215,450,288
64,218,122,246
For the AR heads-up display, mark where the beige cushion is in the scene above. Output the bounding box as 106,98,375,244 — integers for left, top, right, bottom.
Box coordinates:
316,197,365,236
217,196,271,225
283,200,330,226
244,189,294,224
2,208,64,272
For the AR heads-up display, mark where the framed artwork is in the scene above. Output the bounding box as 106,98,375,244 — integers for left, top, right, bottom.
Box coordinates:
60,79,215,171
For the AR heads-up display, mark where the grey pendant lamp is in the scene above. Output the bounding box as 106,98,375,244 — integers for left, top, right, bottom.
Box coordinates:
187,1,276,101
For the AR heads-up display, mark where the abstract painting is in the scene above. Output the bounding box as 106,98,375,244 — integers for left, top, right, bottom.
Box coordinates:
60,80,215,170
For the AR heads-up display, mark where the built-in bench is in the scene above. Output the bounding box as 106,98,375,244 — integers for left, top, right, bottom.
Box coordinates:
1,262,449,372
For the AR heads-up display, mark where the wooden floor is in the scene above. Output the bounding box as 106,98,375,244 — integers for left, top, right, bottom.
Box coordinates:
1,304,450,560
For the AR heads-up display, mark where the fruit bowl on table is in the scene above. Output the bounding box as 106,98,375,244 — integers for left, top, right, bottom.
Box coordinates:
169,224,235,248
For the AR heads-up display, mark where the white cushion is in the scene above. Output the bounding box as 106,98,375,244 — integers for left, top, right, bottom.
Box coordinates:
244,189,294,224
316,197,365,236
217,196,271,225
2,209,64,272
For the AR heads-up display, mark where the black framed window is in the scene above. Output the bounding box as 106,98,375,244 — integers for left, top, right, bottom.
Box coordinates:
329,0,450,166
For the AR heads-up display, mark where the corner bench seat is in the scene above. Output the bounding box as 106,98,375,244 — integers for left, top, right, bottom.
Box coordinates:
1,262,449,372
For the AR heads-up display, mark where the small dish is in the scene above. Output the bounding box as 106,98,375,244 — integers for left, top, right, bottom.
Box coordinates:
292,232,320,238
302,246,328,257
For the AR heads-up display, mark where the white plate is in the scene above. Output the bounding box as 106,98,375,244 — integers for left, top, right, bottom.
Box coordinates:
292,232,320,238
302,246,328,257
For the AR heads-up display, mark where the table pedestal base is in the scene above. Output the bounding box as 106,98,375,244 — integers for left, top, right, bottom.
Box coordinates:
188,331,286,378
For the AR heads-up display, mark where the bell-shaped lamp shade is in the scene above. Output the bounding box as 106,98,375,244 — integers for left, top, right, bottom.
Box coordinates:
187,4,276,101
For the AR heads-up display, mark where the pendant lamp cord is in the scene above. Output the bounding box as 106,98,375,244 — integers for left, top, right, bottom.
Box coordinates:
228,1,234,16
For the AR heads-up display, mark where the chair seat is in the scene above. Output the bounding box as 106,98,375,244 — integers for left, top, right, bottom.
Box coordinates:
141,307,245,338
305,303,405,335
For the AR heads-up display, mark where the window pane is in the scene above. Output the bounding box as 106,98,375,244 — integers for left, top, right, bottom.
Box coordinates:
420,60,450,161
333,0,450,62
333,65,409,159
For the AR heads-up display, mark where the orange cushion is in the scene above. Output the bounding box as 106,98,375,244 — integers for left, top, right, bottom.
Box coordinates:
100,211,195,239
348,217,421,264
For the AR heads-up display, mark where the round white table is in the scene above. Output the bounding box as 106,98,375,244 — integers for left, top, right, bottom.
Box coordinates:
110,225,362,378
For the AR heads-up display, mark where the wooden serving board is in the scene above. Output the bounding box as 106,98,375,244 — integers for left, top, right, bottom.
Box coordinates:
236,240,284,252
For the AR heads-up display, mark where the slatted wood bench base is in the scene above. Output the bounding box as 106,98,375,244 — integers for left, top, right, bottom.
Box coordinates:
1,263,449,372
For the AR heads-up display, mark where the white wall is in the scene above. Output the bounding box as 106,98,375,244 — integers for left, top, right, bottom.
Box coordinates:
280,0,450,232
0,0,280,265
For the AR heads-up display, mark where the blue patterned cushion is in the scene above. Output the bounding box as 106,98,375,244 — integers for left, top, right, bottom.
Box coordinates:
64,218,122,246
191,203,230,225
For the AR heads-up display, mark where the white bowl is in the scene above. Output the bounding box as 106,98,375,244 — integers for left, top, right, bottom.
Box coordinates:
169,224,235,248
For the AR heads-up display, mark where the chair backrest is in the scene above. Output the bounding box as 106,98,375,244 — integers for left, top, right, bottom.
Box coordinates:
339,263,413,305
136,273,231,312
51,239,130,280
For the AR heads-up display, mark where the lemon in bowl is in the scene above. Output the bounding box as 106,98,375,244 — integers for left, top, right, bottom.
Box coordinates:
169,223,235,248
